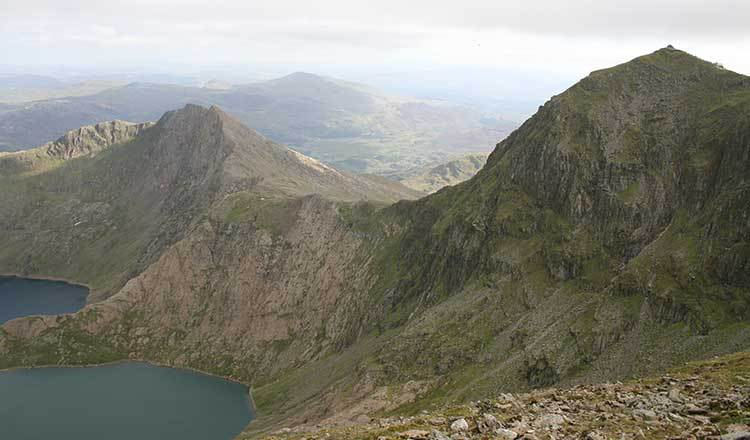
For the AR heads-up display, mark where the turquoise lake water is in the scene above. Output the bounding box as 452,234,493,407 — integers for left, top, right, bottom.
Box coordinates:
0,362,255,440
0,276,88,324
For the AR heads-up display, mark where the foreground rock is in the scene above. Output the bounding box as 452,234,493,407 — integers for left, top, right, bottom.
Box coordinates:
259,352,750,440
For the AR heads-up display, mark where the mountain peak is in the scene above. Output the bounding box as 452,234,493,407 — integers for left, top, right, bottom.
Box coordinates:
263,72,336,91
277,72,327,82
154,104,241,139
538,47,747,123
584,47,735,85
161,103,221,119
483,45,750,260
141,104,419,202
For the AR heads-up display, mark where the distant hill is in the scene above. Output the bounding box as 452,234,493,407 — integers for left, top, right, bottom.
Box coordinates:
0,76,127,104
0,74,65,89
0,73,514,176
400,152,488,193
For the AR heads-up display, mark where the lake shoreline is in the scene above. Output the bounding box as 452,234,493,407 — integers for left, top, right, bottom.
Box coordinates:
0,358,256,439
0,272,93,293
0,273,259,429
0,358,253,392
0,273,90,325
0,274,249,388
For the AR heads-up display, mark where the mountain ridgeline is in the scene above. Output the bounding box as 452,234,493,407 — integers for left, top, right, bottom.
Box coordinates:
0,48,749,437
0,72,512,177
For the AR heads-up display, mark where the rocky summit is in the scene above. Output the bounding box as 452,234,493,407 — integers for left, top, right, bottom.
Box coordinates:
0,47,749,438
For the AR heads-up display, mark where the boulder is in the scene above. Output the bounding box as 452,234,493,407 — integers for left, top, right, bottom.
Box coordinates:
450,418,469,432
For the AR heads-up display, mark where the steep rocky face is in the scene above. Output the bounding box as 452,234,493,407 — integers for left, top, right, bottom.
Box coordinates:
1,49,749,437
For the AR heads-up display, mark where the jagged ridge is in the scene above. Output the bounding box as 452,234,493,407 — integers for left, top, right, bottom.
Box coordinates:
0,120,151,174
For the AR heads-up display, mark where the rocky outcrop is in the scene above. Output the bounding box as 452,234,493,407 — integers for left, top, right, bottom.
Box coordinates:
44,120,153,160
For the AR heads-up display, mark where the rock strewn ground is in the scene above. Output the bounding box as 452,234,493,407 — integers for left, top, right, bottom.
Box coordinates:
262,352,750,440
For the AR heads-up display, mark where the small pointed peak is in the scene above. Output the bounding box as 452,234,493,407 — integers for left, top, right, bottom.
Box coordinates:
181,103,207,112
653,44,688,56
155,104,226,131
159,104,237,126
163,103,213,118
208,105,228,116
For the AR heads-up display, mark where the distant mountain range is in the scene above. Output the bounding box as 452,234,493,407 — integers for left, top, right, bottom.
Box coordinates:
0,74,128,104
0,72,515,176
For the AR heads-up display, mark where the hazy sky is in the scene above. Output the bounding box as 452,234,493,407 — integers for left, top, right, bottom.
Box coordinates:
1,0,748,119
2,0,748,75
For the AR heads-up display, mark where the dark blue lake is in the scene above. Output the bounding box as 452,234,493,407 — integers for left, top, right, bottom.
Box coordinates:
0,362,255,440
0,276,88,324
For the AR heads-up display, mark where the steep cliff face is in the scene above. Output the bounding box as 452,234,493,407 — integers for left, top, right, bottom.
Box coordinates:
1,49,749,436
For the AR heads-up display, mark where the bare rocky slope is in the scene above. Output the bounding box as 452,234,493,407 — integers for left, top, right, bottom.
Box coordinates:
0,48,749,438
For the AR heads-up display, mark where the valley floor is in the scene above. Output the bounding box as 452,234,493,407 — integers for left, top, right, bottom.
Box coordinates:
258,352,750,440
